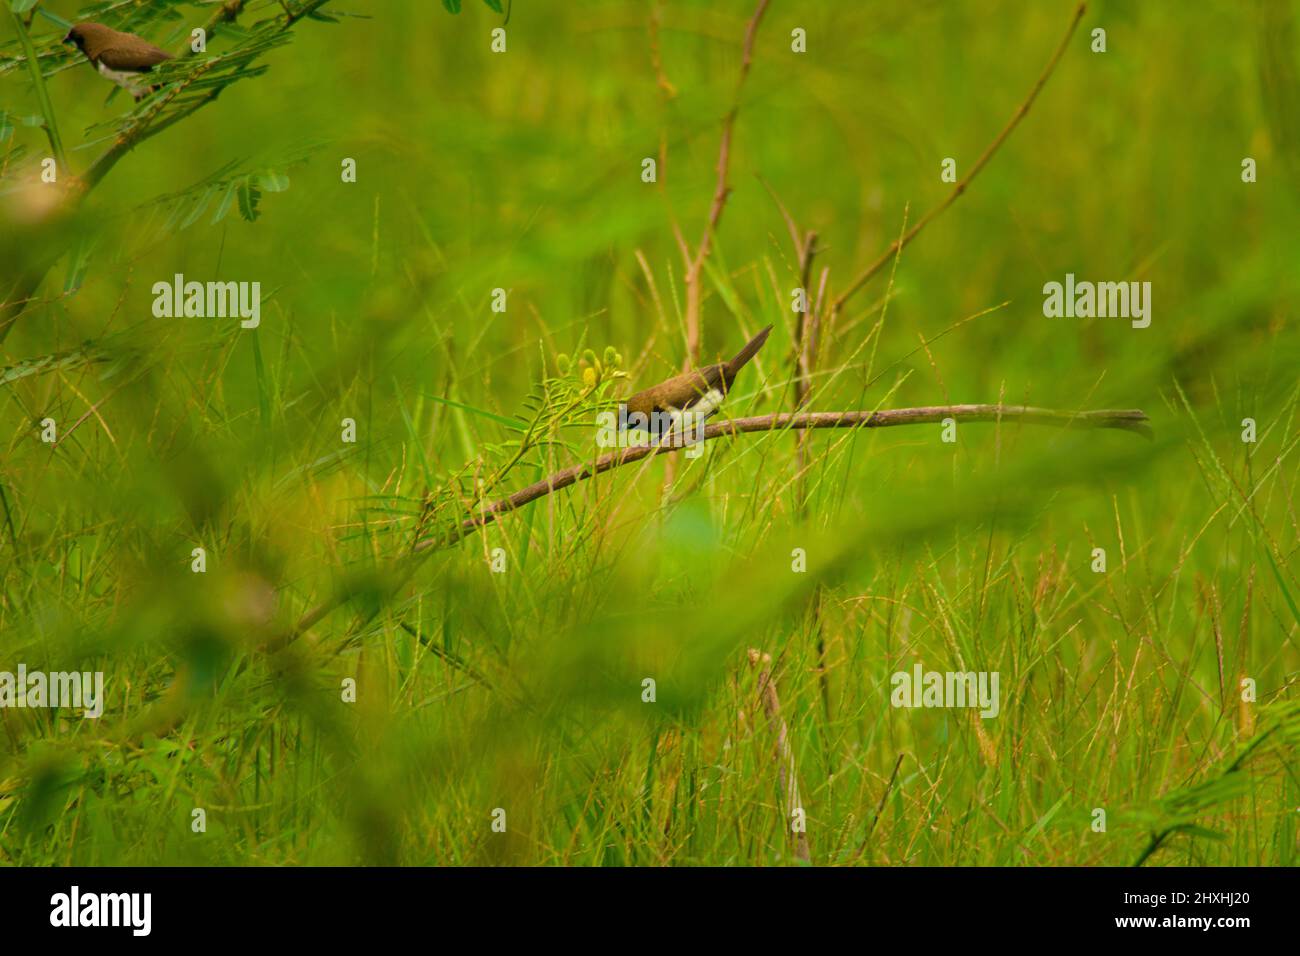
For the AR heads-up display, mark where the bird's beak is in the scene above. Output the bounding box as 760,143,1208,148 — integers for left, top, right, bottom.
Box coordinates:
62,31,74,44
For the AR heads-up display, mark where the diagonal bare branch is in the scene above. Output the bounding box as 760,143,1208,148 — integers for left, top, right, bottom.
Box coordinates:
832,2,1087,313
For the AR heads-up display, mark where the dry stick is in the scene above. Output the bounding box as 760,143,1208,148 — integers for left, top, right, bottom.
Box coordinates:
281,403,1148,648
831,0,1087,314
793,233,819,414
747,648,812,863
660,0,768,494
792,230,819,512
424,405,1149,542
647,0,677,100
680,0,771,366
791,233,834,726
800,269,832,723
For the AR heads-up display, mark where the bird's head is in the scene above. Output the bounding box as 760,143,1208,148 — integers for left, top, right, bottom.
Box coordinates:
63,23,104,51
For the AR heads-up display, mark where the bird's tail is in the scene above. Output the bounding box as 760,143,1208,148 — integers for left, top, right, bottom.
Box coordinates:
727,325,772,374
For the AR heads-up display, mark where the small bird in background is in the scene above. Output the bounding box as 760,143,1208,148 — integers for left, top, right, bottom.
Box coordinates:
63,23,172,102
621,325,772,436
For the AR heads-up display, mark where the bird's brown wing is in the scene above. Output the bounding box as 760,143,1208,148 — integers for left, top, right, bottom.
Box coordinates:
96,40,172,72
695,364,728,399
623,364,730,423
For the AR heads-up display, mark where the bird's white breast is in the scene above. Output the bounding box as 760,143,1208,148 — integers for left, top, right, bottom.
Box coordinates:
97,60,144,92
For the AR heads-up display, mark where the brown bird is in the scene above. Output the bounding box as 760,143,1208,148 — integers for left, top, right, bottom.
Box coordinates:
621,325,771,434
63,23,172,102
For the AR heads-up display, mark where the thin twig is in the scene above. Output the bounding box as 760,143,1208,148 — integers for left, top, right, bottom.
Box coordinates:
791,230,830,724
681,0,770,366
647,1,677,99
793,231,819,412
430,404,1150,540
281,401,1148,650
832,1,1087,313
747,647,812,863
855,751,906,861
659,0,769,493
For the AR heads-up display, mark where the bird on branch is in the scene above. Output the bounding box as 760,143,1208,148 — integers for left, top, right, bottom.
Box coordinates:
64,23,172,102
620,325,771,437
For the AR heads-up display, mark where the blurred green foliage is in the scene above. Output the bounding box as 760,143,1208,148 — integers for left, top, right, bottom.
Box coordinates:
0,0,1297,865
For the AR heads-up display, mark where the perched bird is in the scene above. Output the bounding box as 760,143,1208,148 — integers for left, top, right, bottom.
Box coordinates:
63,23,172,102
621,325,771,435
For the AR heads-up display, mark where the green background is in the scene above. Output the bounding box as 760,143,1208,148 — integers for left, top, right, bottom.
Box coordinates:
1,0,1297,865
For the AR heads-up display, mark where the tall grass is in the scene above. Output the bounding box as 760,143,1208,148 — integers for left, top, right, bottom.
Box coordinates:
1,0,1297,865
